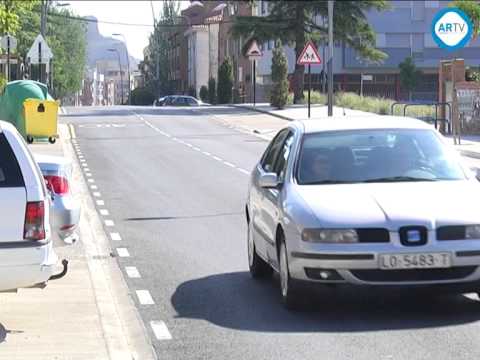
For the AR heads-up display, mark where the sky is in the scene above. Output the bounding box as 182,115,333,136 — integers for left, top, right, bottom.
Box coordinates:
67,1,189,60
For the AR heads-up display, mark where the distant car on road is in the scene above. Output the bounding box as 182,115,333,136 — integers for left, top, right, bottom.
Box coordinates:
0,120,65,291
35,154,80,245
246,116,480,309
154,95,209,107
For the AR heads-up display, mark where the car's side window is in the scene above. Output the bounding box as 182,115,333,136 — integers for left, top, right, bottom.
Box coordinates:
261,130,289,172
187,98,196,105
273,131,295,180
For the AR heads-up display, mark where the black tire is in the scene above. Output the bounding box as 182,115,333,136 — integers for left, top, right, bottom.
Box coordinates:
278,237,303,311
26,135,34,144
247,221,272,278
48,137,56,144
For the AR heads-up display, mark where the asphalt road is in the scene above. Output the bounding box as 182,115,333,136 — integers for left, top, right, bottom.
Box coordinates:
64,106,480,360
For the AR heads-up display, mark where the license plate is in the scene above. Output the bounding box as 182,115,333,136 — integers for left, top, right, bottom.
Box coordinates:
379,253,451,270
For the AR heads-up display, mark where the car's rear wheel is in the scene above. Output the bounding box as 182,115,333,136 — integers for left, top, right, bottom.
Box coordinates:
248,221,272,278
278,238,302,310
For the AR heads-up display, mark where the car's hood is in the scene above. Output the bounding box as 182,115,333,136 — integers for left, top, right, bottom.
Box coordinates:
295,180,480,230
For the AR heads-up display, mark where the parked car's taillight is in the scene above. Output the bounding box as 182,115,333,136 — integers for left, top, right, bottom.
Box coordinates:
44,175,69,195
24,201,45,241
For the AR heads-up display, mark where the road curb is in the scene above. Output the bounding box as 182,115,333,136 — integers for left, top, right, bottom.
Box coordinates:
229,104,294,121
60,124,157,360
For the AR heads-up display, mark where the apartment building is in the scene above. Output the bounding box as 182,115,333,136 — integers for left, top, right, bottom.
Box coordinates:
165,1,253,101
256,0,480,102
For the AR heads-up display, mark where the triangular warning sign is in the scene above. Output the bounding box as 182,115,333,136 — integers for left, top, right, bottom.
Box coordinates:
246,40,263,58
297,41,322,65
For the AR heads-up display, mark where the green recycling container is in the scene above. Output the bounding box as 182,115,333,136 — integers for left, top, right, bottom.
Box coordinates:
0,80,55,139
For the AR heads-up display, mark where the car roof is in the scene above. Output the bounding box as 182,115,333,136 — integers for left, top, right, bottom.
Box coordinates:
291,116,434,134
0,120,18,134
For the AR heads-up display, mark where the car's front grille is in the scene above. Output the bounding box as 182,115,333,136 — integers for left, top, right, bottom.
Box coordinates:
356,228,390,243
350,266,477,282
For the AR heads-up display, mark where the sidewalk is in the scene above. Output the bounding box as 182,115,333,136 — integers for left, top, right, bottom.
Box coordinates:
0,125,154,359
232,103,374,121
230,103,480,159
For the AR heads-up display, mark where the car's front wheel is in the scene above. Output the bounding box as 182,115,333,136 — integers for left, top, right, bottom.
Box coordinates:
247,221,272,278
278,238,302,310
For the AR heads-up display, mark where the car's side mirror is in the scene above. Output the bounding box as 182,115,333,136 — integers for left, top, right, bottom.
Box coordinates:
259,172,280,188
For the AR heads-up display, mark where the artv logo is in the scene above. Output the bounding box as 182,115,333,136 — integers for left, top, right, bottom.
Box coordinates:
432,7,473,50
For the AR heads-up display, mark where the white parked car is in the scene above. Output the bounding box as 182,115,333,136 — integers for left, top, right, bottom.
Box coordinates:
246,116,480,309
0,120,66,292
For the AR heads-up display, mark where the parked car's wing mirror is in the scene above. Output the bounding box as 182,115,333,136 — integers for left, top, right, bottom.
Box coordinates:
259,172,280,188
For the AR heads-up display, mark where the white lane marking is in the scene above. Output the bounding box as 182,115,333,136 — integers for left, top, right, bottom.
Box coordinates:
80,159,86,163
82,163,88,167
105,219,115,227
193,147,201,151
185,143,193,148
85,173,92,177
223,161,235,168
96,200,105,206
150,321,172,340
84,168,90,172
93,192,101,197
202,151,211,156
238,168,250,175
88,179,95,183
212,156,222,161
116,248,130,257
125,266,141,278
110,232,122,241
136,290,155,305
99,209,109,216
164,134,171,138
90,185,98,190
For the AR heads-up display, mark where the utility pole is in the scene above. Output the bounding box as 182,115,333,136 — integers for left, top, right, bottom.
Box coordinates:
327,0,334,117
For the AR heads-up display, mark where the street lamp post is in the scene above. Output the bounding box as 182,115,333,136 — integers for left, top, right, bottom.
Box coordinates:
112,33,131,105
108,48,124,105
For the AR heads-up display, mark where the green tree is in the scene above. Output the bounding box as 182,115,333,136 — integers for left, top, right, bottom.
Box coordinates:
399,57,421,102
270,41,289,109
0,0,37,35
232,1,389,104
208,77,216,104
142,1,180,96
217,58,233,104
14,4,86,99
451,0,480,40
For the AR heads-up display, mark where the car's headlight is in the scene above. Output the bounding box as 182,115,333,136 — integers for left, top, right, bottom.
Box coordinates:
301,229,358,243
466,225,480,239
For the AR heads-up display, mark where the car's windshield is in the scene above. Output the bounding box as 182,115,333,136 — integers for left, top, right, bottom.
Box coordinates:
296,129,466,185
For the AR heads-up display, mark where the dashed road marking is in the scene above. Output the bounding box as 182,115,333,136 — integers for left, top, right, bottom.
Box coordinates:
116,248,130,257
238,168,250,175
212,156,222,161
82,163,88,167
150,321,172,340
93,192,101,197
88,179,95,183
90,185,98,190
202,151,211,156
125,266,141,278
105,219,115,227
110,232,122,241
96,200,105,206
84,168,91,172
85,173,92,177
99,209,109,216
223,161,235,168
136,290,155,305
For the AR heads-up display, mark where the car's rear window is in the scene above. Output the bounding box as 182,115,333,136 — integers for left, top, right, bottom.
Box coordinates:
0,132,25,187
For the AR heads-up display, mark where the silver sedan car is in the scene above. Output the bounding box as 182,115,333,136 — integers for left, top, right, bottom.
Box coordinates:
35,154,81,244
246,116,480,309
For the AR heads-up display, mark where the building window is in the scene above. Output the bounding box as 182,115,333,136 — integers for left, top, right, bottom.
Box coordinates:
376,33,386,48
425,1,439,8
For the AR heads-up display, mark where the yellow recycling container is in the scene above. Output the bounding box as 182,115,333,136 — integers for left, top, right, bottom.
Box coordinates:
23,98,59,144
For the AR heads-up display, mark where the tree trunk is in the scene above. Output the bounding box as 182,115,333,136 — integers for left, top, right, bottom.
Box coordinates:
293,3,306,104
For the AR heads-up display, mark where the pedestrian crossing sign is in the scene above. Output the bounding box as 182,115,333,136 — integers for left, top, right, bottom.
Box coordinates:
297,41,322,65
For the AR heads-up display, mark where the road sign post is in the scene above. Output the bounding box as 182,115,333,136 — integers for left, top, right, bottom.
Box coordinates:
1,35,17,82
246,40,263,107
328,0,334,117
297,40,322,118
